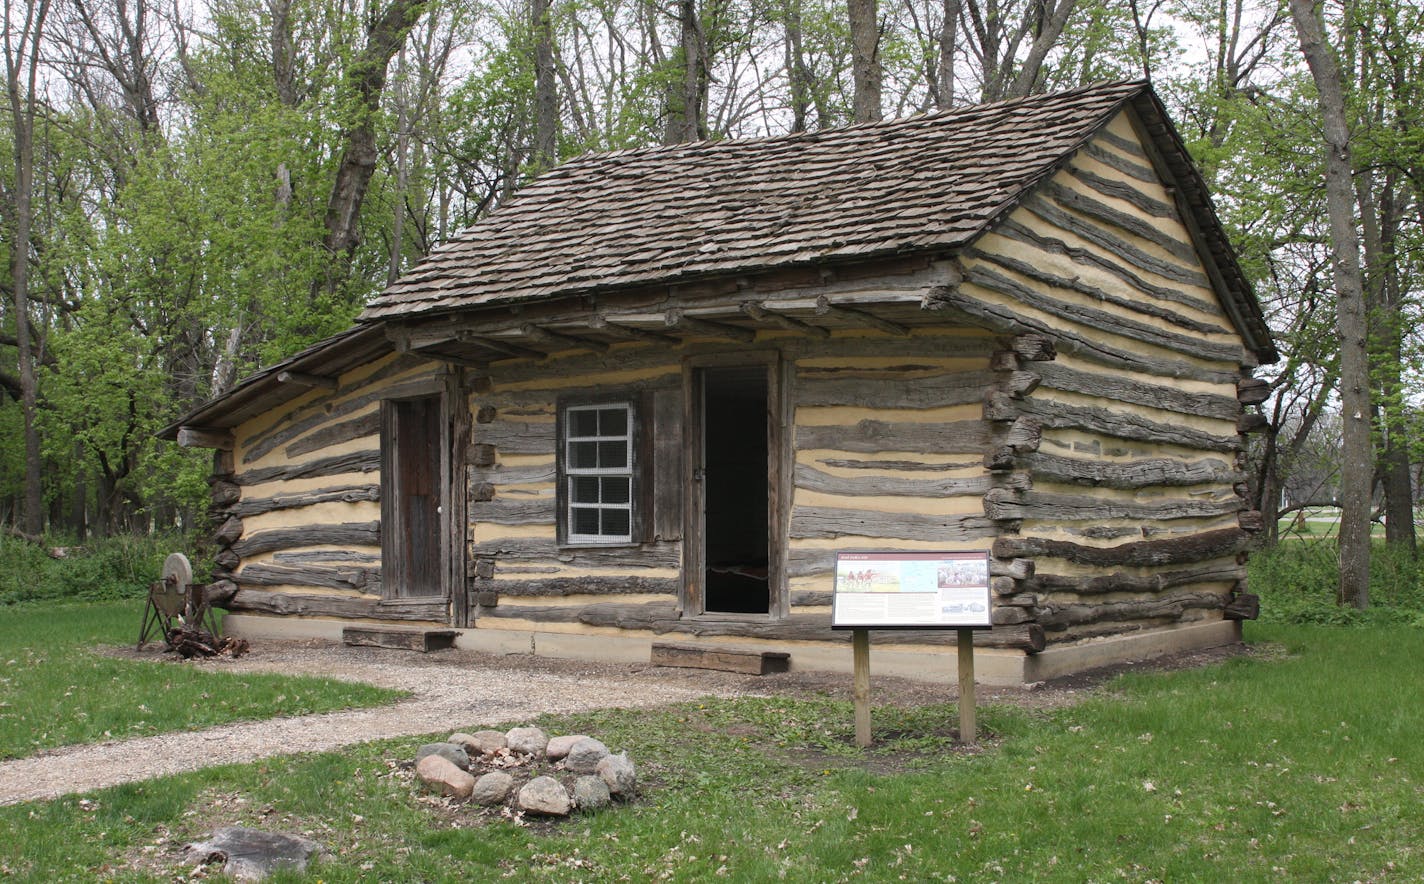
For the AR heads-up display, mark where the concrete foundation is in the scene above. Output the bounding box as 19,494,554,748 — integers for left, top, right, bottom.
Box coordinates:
222,614,1243,687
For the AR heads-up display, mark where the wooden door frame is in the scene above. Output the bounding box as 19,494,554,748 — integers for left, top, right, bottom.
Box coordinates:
681,350,791,620
378,370,467,625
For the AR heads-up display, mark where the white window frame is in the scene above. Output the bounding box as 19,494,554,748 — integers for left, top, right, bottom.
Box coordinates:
563,402,634,545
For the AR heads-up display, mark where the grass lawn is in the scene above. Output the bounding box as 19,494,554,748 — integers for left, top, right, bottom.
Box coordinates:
2,621,1420,881
0,602,404,761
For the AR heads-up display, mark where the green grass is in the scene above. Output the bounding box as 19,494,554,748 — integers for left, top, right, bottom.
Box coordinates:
1250,541,1424,626
0,535,179,606
2,622,1420,881
0,602,404,760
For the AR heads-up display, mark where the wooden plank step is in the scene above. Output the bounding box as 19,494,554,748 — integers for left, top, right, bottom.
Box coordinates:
651,642,791,675
342,627,459,652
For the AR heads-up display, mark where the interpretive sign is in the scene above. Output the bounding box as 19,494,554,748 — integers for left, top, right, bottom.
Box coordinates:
832,551,992,629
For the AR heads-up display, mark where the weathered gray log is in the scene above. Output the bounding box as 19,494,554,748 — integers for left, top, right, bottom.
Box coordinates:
972,246,1224,339
235,449,380,486
1237,377,1271,405
998,371,1041,399
1238,510,1266,533
813,297,910,336
990,576,1017,595
1223,592,1260,620
1023,195,1213,288
994,527,1250,567
982,488,1242,522
1020,451,1242,489
1034,590,1227,630
791,590,833,607
1007,398,1238,452
938,274,1236,385
272,550,381,565
482,576,679,597
793,464,1000,498
740,301,830,337
468,497,556,525
992,606,1035,625
990,350,1021,372
225,589,445,621
211,481,241,507
213,516,244,548
475,420,556,454
470,464,556,487
231,521,380,558
470,483,495,502
794,370,995,409
1010,334,1057,362
795,420,992,454
785,334,998,361
665,310,756,342
1066,163,1177,219
479,603,1045,651
1033,362,1239,422
470,537,681,569
815,456,984,472
985,417,1042,470
230,485,381,518
790,506,1002,541
520,323,610,352
177,426,235,450
1041,181,1201,265
234,563,372,591
1237,413,1268,434
215,549,241,570
995,218,1221,317
284,412,381,459
469,443,497,466
964,263,1239,363
989,557,1035,579
242,373,435,464
1024,561,1245,595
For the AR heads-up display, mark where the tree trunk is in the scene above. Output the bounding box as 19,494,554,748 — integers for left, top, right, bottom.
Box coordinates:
4,0,51,538
532,0,558,168
847,0,882,122
320,0,427,274
1290,0,1371,608
663,0,706,143
783,0,810,131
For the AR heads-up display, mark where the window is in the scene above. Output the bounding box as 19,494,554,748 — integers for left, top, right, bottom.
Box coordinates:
562,402,634,544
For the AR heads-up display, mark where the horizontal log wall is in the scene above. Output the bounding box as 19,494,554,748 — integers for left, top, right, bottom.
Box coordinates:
958,111,1260,644
212,353,445,619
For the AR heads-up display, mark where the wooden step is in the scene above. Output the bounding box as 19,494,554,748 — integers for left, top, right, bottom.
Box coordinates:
342,627,459,652
651,642,790,675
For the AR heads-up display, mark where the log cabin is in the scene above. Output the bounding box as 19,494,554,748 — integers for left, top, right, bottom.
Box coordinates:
161,80,1276,685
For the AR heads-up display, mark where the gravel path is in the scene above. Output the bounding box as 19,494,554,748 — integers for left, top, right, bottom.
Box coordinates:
0,642,757,807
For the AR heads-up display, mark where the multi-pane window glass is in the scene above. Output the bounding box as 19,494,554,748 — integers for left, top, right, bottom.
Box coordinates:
564,403,632,543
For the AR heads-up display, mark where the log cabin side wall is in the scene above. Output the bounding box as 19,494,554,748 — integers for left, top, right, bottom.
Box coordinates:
468,316,1045,652
957,111,1257,644
212,353,448,621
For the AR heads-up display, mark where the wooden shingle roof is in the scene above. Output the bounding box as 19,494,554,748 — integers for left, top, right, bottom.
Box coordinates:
364,81,1156,320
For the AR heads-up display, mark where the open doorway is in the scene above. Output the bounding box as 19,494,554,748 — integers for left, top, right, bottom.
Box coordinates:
382,395,444,599
697,366,771,614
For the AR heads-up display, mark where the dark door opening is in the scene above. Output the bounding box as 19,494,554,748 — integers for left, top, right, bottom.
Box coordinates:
700,366,770,614
386,396,443,598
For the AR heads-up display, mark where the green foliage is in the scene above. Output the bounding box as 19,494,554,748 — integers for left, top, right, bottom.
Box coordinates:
0,535,180,606
1249,541,1424,627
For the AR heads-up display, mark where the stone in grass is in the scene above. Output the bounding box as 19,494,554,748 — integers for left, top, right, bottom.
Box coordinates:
471,771,516,806
564,737,610,774
518,776,573,816
505,726,549,757
573,775,612,811
183,826,325,881
453,729,508,755
597,753,636,798
545,734,590,761
416,754,475,800
415,742,470,771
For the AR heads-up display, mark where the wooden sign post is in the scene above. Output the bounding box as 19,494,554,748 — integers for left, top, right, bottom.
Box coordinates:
852,628,872,747
957,627,977,745
833,551,991,749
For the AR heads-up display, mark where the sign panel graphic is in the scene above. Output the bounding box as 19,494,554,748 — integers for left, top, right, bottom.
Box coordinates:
832,551,992,628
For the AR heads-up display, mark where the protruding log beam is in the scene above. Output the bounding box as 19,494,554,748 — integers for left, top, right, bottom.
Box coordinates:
177,426,235,450
1001,371,1041,399
990,350,1020,372
1237,377,1271,405
210,481,241,507
468,443,497,467
814,296,911,336
277,370,338,390
1237,412,1268,434
588,315,679,344
1011,334,1057,362
994,527,1250,567
739,301,830,338
519,323,609,353
989,557,1035,580
984,417,1042,470
664,309,757,342
1238,510,1266,533
455,331,547,360
215,549,240,570
213,515,244,547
